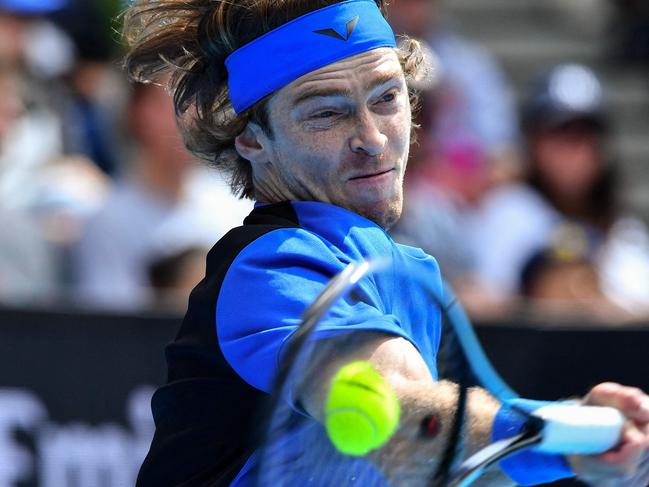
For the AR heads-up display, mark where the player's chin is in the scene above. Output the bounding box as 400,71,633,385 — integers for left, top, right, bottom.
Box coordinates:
351,196,403,230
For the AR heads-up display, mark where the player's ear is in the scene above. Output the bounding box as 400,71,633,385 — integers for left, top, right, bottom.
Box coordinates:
235,122,271,164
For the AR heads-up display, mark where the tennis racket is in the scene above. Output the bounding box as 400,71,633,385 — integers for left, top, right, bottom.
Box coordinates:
253,258,625,487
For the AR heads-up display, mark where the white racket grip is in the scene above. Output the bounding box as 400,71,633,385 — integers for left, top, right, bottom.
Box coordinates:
532,404,625,454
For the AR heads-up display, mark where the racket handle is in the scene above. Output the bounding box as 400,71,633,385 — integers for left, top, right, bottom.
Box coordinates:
533,404,625,454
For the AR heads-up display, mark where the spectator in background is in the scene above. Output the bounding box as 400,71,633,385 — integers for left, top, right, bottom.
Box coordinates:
0,63,56,302
387,0,521,183
0,0,69,68
147,246,209,311
474,63,649,316
0,0,69,211
519,222,625,319
387,0,517,313
51,0,127,177
0,0,113,300
73,81,252,310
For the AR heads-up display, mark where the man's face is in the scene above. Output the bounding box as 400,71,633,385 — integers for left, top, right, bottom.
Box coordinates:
246,48,412,229
532,120,602,198
0,13,28,66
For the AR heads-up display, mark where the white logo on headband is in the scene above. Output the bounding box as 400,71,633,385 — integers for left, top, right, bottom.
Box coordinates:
313,16,359,41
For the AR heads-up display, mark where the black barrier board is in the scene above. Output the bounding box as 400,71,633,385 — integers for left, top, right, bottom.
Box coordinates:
0,307,647,487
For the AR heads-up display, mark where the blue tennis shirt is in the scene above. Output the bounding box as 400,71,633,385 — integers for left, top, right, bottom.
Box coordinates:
218,201,442,393
218,201,442,485
135,201,442,486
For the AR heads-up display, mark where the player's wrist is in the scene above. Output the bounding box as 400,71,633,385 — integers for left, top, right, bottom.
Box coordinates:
492,399,576,486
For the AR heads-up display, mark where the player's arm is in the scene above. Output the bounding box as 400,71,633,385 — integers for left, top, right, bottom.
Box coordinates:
299,331,649,487
299,331,515,487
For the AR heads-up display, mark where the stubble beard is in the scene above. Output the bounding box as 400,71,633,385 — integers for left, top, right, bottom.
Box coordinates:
353,189,403,230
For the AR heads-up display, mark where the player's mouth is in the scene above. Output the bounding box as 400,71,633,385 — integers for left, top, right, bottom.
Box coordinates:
348,168,396,182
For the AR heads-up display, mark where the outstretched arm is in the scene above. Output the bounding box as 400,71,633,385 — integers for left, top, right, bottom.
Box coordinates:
300,332,649,487
300,332,513,486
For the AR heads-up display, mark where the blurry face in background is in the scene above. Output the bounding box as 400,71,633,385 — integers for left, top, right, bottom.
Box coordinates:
130,83,190,172
527,261,603,301
0,12,27,66
424,139,491,204
386,0,437,38
531,120,602,198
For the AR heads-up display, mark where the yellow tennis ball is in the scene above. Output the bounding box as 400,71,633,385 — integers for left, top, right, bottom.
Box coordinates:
325,361,400,456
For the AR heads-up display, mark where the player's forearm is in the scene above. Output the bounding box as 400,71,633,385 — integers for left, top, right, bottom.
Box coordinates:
300,334,515,486
368,378,515,487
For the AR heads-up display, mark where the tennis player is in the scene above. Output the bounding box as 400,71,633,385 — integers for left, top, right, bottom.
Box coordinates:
123,1,649,486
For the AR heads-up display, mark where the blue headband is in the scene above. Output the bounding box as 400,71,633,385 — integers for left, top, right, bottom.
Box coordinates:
225,0,397,114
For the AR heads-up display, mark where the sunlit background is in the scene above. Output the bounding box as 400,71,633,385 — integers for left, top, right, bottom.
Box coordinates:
0,0,647,486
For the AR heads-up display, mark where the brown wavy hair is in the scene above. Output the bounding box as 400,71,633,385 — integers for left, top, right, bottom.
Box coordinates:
122,0,428,199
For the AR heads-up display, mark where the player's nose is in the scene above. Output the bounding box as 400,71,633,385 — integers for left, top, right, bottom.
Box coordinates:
349,111,387,157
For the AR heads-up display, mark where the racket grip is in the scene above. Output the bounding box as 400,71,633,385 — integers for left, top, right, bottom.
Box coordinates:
533,404,625,455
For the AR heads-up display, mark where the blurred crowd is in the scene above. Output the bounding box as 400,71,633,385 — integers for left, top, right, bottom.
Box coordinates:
389,0,649,321
0,0,252,311
0,0,647,320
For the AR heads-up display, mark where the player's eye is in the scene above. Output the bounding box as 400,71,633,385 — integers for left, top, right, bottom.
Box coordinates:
374,89,399,106
312,110,337,119
380,92,396,103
